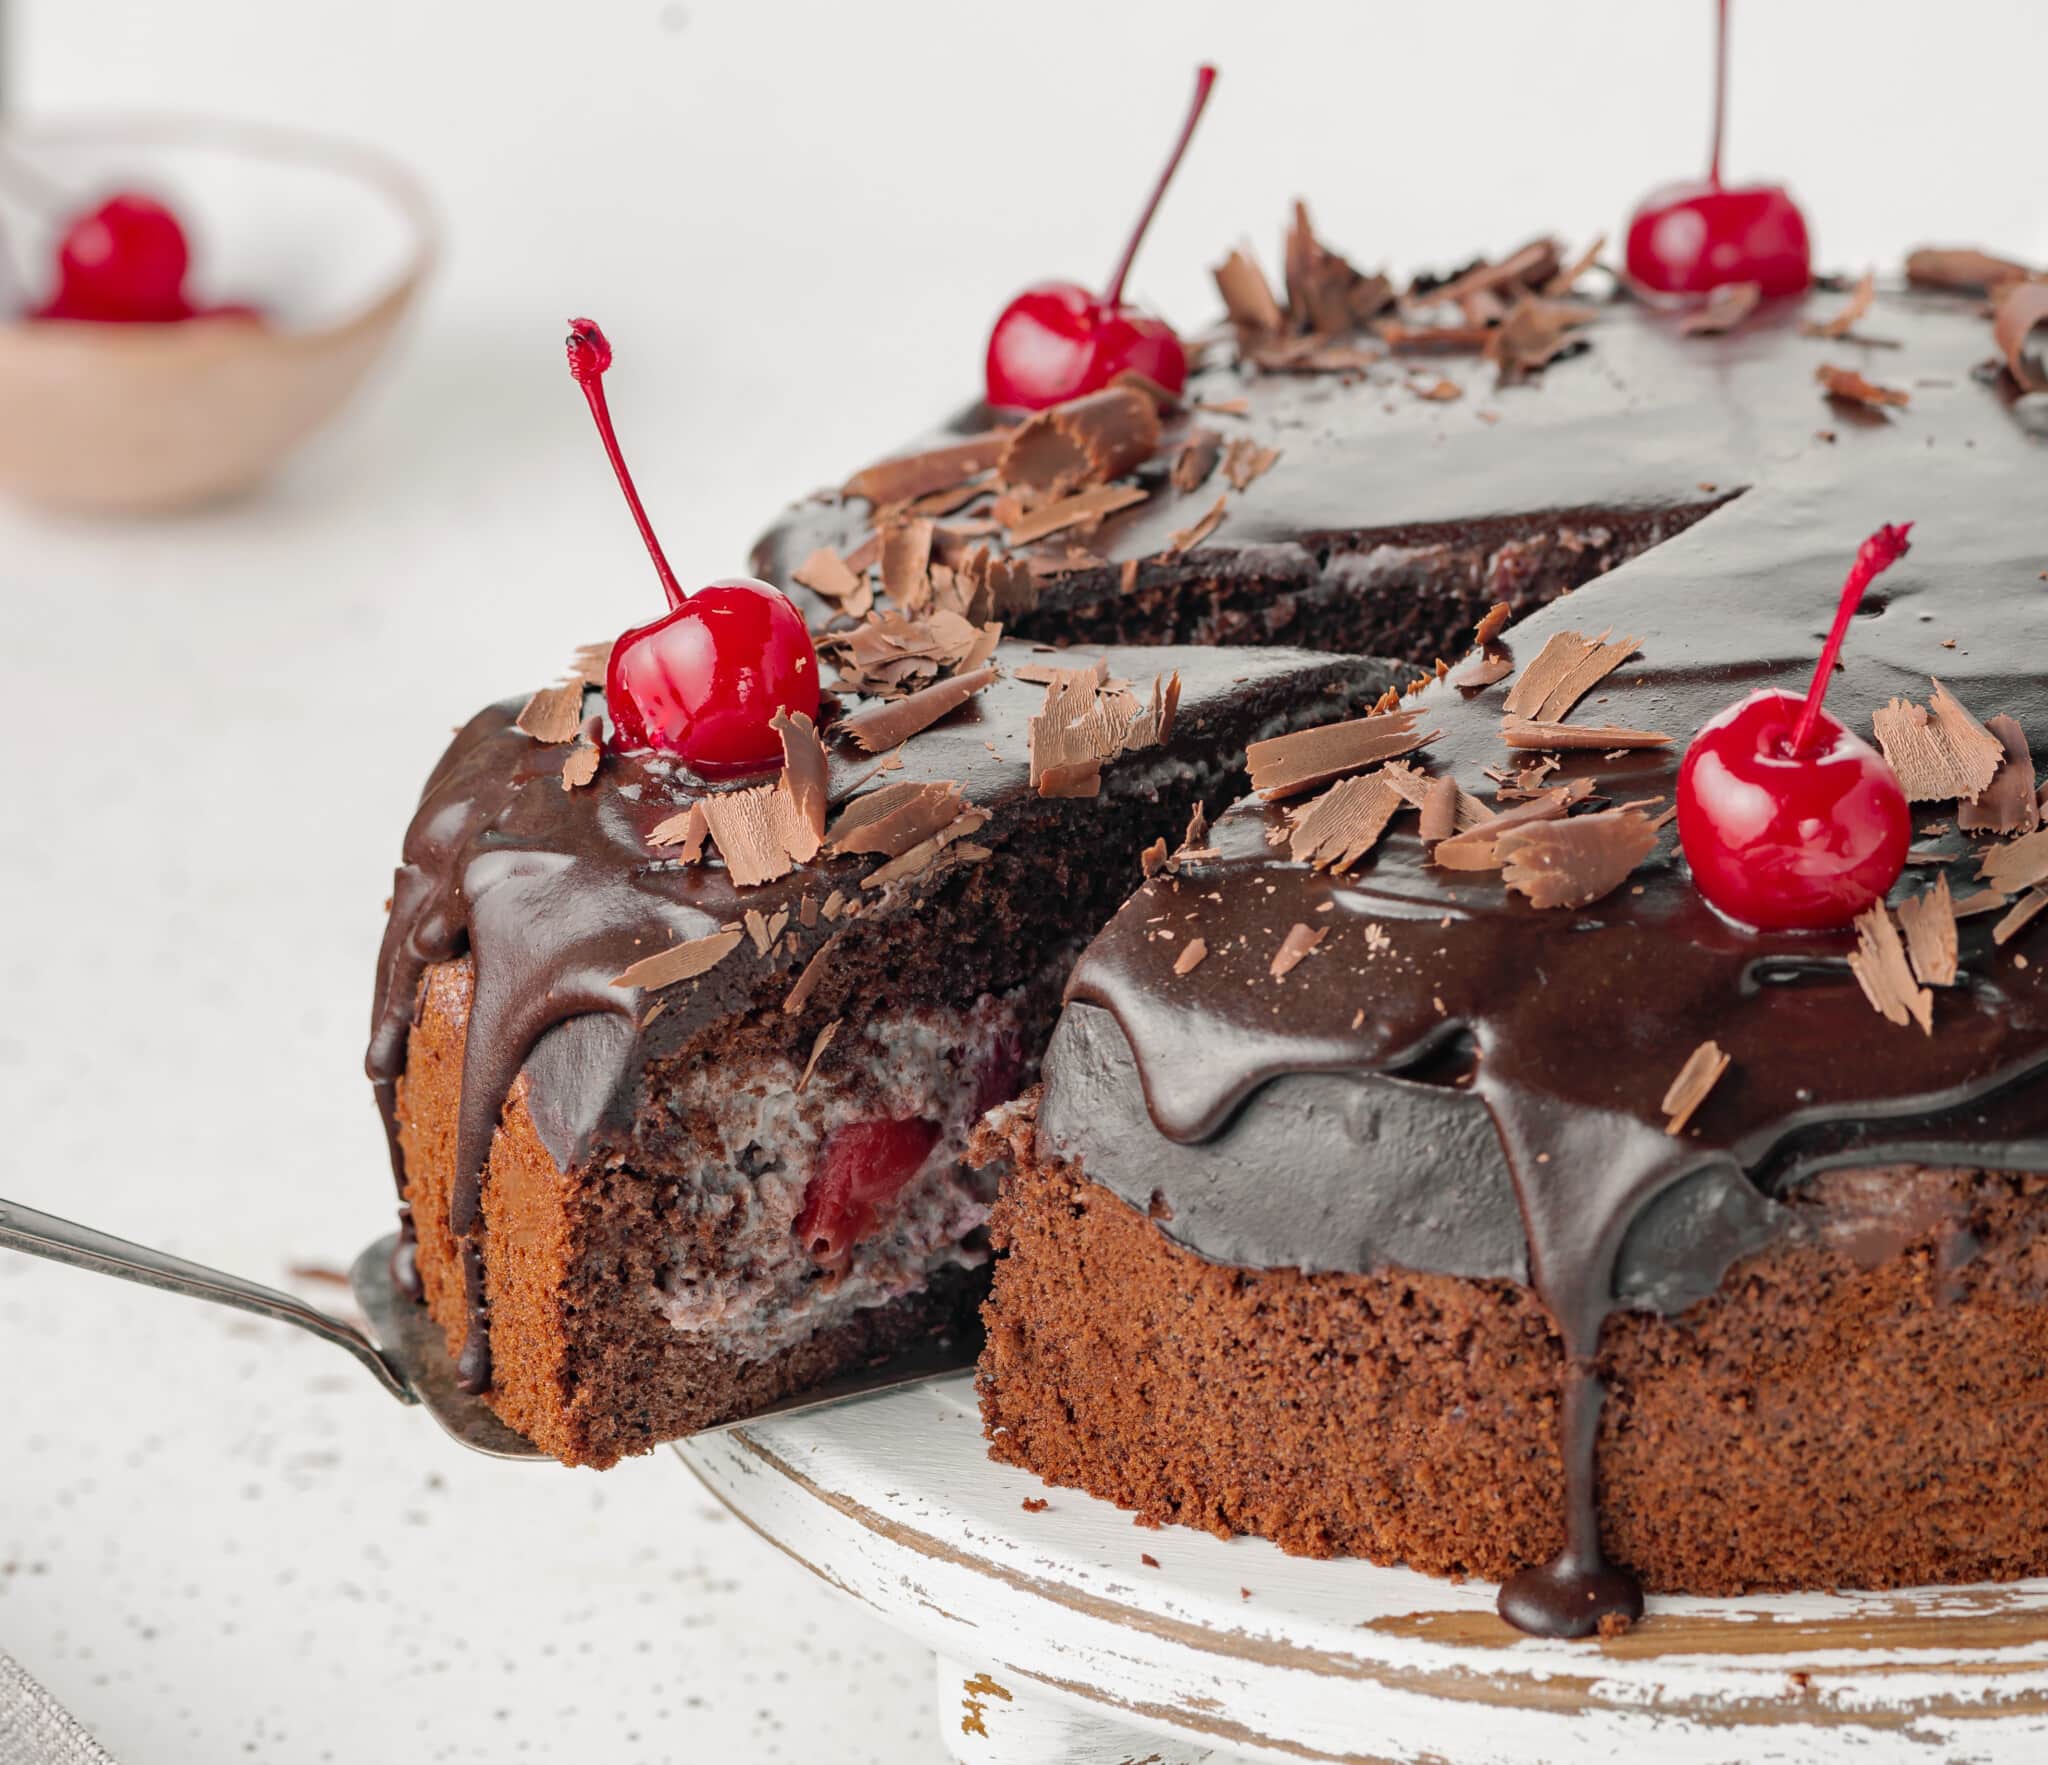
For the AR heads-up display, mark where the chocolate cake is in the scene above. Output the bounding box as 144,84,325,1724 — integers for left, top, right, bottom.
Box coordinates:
369,637,1392,1467
896,246,2048,1634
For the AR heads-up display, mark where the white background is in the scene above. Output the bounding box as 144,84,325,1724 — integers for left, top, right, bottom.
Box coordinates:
1,2,2043,1760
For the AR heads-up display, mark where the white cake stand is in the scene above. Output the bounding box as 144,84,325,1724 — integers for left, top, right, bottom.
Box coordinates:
678,1373,2048,1764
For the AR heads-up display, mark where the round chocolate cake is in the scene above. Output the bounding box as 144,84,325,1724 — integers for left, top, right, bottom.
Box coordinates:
372,198,2048,1639
757,222,2048,1634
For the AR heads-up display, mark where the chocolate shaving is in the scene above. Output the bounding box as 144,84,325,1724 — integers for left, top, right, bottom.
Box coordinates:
1221,438,1280,492
845,429,1014,506
1872,680,2005,802
1411,238,1561,313
1953,887,2009,918
1496,806,1658,908
1485,297,1594,385
1269,923,1326,978
1173,937,1208,975
647,801,710,860
1802,271,1875,340
1110,368,1184,413
1847,903,1933,1034
1817,363,1909,409
1247,710,1434,800
781,928,845,1017
1287,771,1408,871
611,925,744,991
1897,873,1960,987
1214,247,1286,338
838,663,995,753
997,387,1161,498
1282,200,1395,334
1475,603,1513,645
795,1021,839,1094
1979,826,2048,895
773,711,830,839
1501,716,1670,751
793,547,865,603
1502,628,1640,721
1166,494,1228,555
560,736,601,790
516,680,584,744
1994,889,2048,947
861,805,992,890
1544,236,1606,297
1679,281,1760,336
1383,761,1493,834
1004,482,1148,547
569,641,614,687
1957,713,2038,834
1431,789,1576,871
1408,375,1463,402
1170,429,1222,494
1661,1040,1731,1136
1992,281,2048,393
700,779,822,887
879,518,935,610
826,780,971,857
1026,667,1178,798
1418,775,1460,844
1904,246,2034,295
824,607,998,698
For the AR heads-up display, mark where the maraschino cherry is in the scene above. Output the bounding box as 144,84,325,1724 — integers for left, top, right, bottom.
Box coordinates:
1677,523,1913,932
42,192,195,322
1624,0,1811,299
984,65,1216,410
566,318,819,774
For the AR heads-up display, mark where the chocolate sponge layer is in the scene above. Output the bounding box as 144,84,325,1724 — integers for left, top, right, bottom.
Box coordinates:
976,1100,2048,1594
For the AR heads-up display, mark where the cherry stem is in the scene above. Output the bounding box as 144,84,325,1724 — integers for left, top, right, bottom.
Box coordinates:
1788,522,1914,757
1103,63,1217,310
1707,0,1728,188
565,318,686,612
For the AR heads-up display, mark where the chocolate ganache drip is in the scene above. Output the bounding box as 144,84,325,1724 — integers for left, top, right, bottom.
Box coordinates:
1055,380,2048,1634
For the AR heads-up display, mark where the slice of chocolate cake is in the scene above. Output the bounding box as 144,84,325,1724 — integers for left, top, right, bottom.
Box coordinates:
973,305,2048,1634
369,637,1393,1467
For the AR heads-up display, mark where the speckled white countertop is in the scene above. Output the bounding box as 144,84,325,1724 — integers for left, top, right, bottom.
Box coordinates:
2,0,2042,1759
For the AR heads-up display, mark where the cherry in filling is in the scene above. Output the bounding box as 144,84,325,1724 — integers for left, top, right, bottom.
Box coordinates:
795,1118,943,1267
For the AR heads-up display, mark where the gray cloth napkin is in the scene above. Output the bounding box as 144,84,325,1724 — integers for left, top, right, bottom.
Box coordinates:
0,1653,115,1765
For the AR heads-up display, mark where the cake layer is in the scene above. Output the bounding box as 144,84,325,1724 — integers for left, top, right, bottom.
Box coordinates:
980,1102,2048,1598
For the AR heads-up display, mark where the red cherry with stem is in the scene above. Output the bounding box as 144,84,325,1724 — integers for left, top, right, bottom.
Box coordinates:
1677,523,1914,932
984,65,1216,410
48,192,195,322
1624,0,1811,299
795,1117,942,1266
566,318,819,774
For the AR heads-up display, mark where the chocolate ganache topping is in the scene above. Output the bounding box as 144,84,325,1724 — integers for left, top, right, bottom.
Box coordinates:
367,640,1386,1391
1042,294,2048,1635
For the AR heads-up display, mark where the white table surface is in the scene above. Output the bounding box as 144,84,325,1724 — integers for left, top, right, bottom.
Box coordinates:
1,1,2043,1759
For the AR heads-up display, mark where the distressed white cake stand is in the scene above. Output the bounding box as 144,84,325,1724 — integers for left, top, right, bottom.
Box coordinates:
678,1373,2048,1764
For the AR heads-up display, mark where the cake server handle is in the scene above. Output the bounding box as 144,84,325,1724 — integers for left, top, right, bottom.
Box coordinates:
0,1195,416,1406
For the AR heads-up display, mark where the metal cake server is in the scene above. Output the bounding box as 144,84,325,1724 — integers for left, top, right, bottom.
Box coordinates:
0,1199,981,1461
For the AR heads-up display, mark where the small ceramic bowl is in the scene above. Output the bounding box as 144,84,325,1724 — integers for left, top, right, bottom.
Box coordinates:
0,114,436,514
